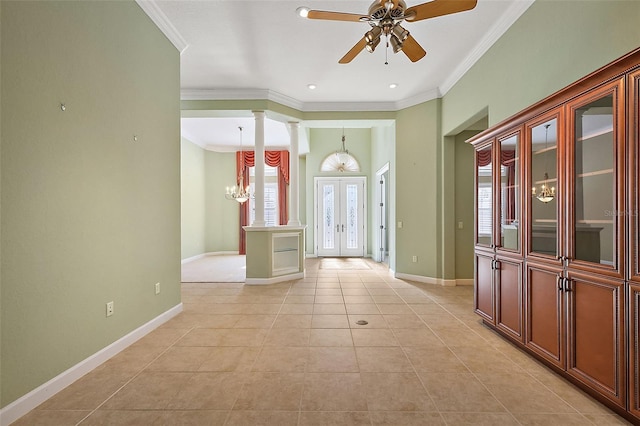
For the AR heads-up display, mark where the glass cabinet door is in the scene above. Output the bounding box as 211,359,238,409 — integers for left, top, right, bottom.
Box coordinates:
568,79,623,273
476,144,493,247
529,117,559,258
498,132,520,251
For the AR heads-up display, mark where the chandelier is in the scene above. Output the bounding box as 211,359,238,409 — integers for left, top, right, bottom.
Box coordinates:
532,123,555,203
225,126,250,203
335,128,351,172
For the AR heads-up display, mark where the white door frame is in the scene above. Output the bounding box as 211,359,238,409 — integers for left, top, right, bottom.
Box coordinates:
314,176,367,257
374,163,390,262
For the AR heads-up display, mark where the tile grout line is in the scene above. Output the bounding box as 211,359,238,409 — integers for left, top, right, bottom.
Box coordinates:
74,326,195,425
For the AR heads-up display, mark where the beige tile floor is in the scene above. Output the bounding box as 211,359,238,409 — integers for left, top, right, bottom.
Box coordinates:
13,258,631,425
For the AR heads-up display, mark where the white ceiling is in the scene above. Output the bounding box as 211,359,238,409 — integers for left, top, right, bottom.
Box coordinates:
139,0,534,150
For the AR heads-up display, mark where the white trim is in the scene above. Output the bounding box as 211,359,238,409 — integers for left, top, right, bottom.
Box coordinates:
0,304,183,426
439,0,535,96
135,0,189,54
181,251,239,264
178,2,532,112
181,253,205,264
182,88,401,112
456,278,474,286
245,271,304,285
395,88,441,111
394,272,457,287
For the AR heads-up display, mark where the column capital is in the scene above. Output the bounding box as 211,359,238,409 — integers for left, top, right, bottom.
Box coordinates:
252,110,266,118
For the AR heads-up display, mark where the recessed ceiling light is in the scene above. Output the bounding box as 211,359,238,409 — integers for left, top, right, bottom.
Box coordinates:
296,7,310,18
307,84,317,90
389,83,398,89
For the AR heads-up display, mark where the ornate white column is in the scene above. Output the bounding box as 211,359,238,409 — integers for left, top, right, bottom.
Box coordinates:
252,111,266,227
288,122,301,226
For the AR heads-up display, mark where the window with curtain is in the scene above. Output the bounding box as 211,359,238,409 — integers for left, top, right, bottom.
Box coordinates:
249,165,279,226
477,164,493,236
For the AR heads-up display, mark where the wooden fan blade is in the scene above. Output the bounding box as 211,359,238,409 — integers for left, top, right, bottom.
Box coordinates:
339,37,367,64
307,10,369,22
404,0,477,22
402,35,427,62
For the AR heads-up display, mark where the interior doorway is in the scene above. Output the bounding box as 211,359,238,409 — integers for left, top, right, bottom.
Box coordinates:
315,177,366,257
374,163,390,263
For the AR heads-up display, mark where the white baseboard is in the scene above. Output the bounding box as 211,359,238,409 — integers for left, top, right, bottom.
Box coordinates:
0,303,183,426
181,251,239,264
456,279,474,286
245,271,305,285
394,272,458,287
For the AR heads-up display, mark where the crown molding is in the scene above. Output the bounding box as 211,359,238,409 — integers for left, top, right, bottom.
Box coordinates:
179,0,535,112
136,0,189,55
395,88,442,110
440,0,535,96
181,88,399,112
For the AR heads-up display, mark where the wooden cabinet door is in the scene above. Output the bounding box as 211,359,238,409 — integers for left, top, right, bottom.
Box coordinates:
565,272,625,407
475,252,495,324
525,261,564,368
629,283,640,419
475,142,495,249
630,69,640,283
495,257,523,342
565,78,626,279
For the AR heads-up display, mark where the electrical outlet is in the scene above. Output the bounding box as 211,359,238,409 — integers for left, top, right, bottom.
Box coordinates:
458,221,464,229
398,221,403,229
155,282,160,295
412,255,418,263
106,301,114,317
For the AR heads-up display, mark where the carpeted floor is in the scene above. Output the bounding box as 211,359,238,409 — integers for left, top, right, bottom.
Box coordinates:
181,255,246,283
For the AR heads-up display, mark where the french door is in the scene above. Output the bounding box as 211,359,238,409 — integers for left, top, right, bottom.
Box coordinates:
315,177,366,257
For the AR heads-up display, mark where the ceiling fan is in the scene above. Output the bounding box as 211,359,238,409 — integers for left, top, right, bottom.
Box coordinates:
297,0,477,64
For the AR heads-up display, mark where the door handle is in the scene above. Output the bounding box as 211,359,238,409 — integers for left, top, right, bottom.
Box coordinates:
342,224,345,232
336,224,340,233
564,278,572,292
556,275,563,291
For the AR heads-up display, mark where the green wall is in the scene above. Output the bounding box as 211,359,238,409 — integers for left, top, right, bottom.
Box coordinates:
204,150,239,253
181,138,206,259
395,100,441,277
454,131,478,280
442,0,640,133
0,0,180,407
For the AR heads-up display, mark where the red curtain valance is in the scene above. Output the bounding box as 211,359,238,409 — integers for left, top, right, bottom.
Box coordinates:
237,150,290,254
236,150,289,184
476,149,516,167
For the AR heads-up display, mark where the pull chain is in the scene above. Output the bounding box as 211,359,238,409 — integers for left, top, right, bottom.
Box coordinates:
385,34,389,65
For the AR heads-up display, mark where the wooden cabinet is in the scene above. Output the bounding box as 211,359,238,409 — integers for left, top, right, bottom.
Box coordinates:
566,271,625,407
629,283,640,418
471,48,640,422
525,261,564,368
495,256,523,342
474,251,495,324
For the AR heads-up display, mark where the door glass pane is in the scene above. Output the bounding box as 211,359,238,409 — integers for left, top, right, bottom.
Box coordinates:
499,134,519,250
531,119,558,256
346,184,358,249
323,185,335,250
476,145,493,246
574,95,614,265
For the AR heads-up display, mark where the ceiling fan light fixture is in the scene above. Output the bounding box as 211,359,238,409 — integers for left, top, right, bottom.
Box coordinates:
364,25,382,43
296,6,310,18
365,36,381,53
390,34,403,53
392,24,409,42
